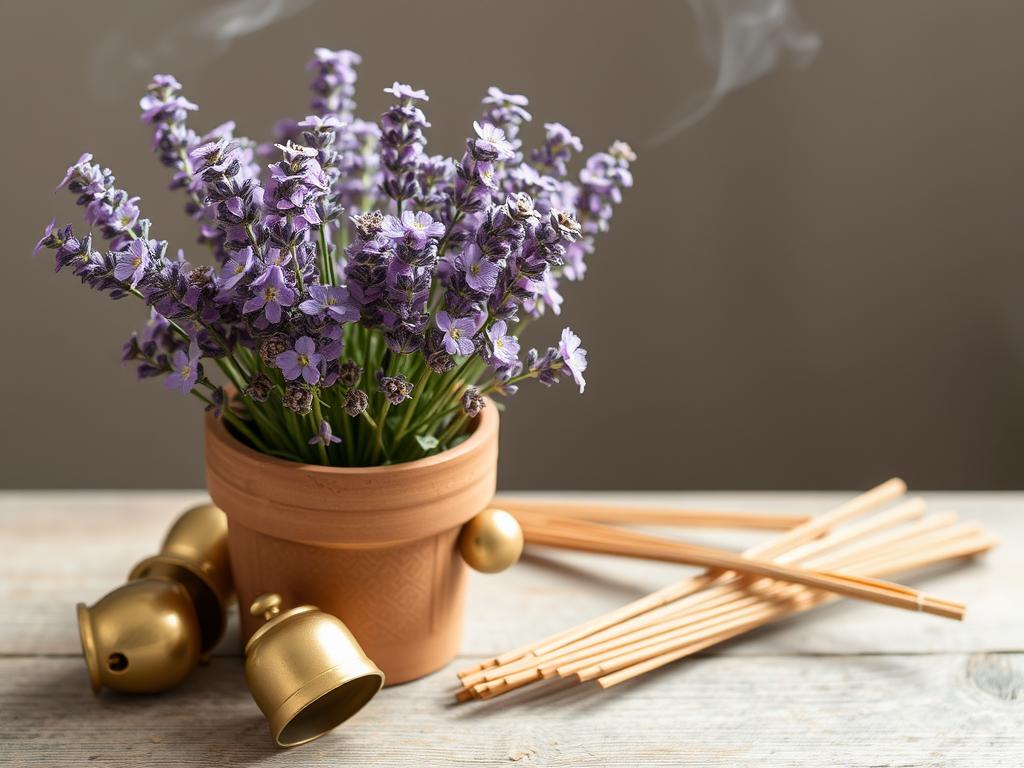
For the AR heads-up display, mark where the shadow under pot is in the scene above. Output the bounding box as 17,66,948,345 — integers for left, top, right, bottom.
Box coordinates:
205,401,499,685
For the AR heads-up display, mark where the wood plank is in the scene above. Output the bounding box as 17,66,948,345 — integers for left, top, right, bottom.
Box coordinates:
2,492,1020,658
0,654,1021,767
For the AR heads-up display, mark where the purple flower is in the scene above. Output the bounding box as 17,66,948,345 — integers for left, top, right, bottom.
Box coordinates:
532,122,583,177
276,335,323,385
485,86,528,108
264,141,330,229
379,84,431,204
308,48,362,121
557,327,588,393
165,340,200,394
436,311,478,356
384,82,429,102
471,122,515,162
34,218,57,256
380,210,445,247
480,88,531,165
486,320,520,366
243,265,295,324
56,153,93,191
524,270,563,317
113,240,149,288
457,243,499,294
217,247,254,292
299,284,359,322
309,419,342,446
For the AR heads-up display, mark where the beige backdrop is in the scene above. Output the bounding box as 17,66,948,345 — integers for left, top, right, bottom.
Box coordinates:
2,0,1022,490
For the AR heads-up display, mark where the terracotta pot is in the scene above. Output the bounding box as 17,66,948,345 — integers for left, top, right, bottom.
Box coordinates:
205,405,498,685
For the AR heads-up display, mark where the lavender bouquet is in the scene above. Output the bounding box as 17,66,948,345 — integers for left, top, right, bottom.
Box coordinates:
35,49,634,466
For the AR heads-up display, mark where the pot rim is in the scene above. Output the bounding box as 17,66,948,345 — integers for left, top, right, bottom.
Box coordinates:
205,399,499,546
205,397,497,477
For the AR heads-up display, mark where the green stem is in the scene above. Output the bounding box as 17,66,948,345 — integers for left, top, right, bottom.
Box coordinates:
404,356,474,436
341,408,356,465
318,226,335,286
369,401,390,465
435,412,469,450
391,366,431,447
311,395,330,465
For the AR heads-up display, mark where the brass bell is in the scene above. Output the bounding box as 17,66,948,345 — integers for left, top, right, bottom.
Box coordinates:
245,593,384,748
76,502,233,693
459,508,524,573
76,578,201,693
128,502,233,653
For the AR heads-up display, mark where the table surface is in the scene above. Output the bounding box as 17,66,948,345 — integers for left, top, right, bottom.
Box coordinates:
1,491,1021,767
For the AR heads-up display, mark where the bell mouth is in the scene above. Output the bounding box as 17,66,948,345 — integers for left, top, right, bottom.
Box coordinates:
76,603,101,693
271,666,384,748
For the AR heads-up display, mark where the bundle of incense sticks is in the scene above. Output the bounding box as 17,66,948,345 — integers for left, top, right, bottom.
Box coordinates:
456,479,997,701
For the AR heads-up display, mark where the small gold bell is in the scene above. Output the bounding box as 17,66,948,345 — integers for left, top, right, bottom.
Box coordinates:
458,508,524,573
245,593,384,748
76,578,201,693
76,502,233,694
128,503,233,653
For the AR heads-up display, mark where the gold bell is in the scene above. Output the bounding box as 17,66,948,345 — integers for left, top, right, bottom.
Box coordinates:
128,502,233,653
76,578,201,693
76,502,233,693
459,508,524,573
244,593,384,748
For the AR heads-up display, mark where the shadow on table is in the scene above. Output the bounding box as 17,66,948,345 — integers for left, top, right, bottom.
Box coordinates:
30,658,285,764
517,550,672,601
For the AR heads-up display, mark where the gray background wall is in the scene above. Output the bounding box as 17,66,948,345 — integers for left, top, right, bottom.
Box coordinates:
2,0,1022,490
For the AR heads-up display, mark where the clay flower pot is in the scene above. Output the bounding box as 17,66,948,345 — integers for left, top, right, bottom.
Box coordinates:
205,405,498,685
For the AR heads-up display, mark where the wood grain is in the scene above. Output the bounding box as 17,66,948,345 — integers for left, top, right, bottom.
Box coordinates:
1,492,1021,766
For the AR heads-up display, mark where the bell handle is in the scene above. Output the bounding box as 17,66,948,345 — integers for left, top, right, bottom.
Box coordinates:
250,593,283,621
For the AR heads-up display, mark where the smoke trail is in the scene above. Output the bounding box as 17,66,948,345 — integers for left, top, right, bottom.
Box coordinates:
90,0,316,101
648,0,821,147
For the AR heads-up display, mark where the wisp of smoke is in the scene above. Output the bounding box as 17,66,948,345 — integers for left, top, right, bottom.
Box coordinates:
90,0,316,102
648,0,821,148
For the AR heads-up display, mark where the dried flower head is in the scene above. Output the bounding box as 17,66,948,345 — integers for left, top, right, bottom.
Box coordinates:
338,360,363,388
461,387,486,418
282,384,313,415
259,335,290,366
343,387,369,417
379,374,414,405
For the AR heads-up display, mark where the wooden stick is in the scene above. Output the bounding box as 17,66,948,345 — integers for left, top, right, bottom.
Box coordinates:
456,479,908,680
517,512,965,620
494,497,809,530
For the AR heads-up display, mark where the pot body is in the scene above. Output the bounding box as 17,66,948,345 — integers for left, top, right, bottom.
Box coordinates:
205,405,498,684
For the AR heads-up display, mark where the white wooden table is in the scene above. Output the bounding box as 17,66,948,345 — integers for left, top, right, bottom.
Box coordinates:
1,492,1021,767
